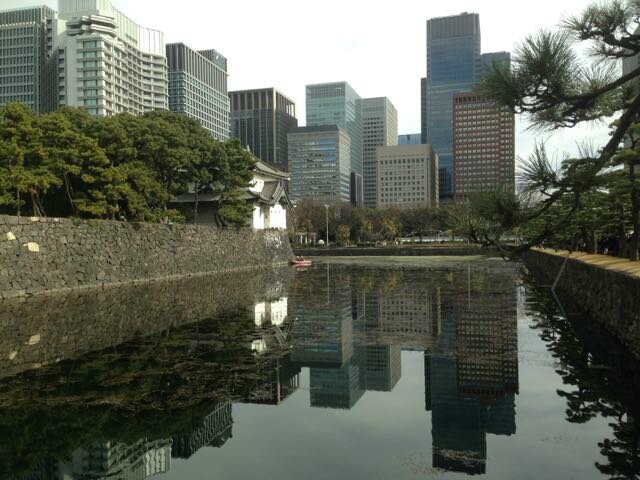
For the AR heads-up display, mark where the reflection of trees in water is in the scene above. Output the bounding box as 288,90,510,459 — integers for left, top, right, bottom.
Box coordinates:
0,307,292,480
525,280,640,479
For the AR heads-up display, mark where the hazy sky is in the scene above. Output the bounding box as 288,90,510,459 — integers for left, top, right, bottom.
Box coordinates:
4,0,613,162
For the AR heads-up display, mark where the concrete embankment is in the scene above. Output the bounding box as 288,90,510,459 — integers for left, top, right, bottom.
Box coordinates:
525,248,640,360
294,245,498,257
0,215,293,299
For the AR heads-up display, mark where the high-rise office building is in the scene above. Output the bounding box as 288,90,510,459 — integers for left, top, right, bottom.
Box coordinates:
453,92,515,200
288,125,351,203
481,51,511,76
376,144,439,209
229,88,297,171
362,97,398,207
421,77,427,144
306,82,363,197
426,13,482,201
167,43,229,140
398,133,422,145
425,14,514,201
0,7,59,113
56,0,168,116
0,1,169,117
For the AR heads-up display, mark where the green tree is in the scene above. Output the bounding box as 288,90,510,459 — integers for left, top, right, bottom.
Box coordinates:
212,140,256,227
90,114,168,221
378,214,401,241
611,119,640,259
0,103,56,216
336,224,351,246
188,141,226,224
481,0,640,259
37,109,110,218
135,110,206,214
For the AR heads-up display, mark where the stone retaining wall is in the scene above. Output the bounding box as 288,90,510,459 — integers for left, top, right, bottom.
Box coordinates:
525,249,640,360
0,215,293,298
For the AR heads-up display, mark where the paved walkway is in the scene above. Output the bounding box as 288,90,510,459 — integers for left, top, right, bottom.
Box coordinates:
535,248,640,278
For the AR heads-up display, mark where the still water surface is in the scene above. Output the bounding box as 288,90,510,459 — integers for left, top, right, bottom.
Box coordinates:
1,258,639,480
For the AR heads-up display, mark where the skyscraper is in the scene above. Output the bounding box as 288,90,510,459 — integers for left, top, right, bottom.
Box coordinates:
56,0,168,116
453,91,515,200
377,144,439,210
421,77,427,144
229,88,298,171
167,43,230,140
0,6,59,113
0,1,169,116
362,97,398,207
426,13,482,201
398,133,422,145
288,125,351,203
306,81,363,183
481,51,511,76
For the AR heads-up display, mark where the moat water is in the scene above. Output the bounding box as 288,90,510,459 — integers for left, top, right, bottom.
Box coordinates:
1,257,639,480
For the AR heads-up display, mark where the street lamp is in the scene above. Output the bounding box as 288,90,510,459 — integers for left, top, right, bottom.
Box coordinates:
324,204,329,248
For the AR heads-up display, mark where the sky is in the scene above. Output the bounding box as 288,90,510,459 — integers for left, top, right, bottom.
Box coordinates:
4,0,614,163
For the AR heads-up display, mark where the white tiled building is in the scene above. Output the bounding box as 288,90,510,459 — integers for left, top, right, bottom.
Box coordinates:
56,0,168,116
377,144,439,209
0,0,169,116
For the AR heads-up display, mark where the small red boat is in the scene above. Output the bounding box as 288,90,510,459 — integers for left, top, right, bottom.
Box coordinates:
290,257,313,266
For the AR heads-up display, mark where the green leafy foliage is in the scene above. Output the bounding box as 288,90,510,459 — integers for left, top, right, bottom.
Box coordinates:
0,103,257,226
476,0,640,260
289,200,454,245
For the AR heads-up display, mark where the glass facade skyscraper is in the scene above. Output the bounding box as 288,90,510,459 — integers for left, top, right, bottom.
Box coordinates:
398,133,422,145
167,43,229,141
288,125,351,203
0,7,59,113
306,81,363,178
426,13,481,200
229,88,298,172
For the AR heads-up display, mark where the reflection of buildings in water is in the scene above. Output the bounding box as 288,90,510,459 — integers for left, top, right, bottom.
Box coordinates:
172,401,234,459
357,282,441,351
427,284,519,475
456,286,518,401
252,297,294,354
248,296,302,405
254,297,288,327
363,345,402,392
310,347,365,409
53,438,171,480
290,295,354,368
22,404,235,479
243,355,301,405
307,344,402,409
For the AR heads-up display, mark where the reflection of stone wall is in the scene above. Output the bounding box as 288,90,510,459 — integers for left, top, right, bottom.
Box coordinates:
0,215,293,298
0,267,293,380
525,249,640,360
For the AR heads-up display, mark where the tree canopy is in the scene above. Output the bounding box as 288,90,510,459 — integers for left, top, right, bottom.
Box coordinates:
477,0,640,260
0,103,257,226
